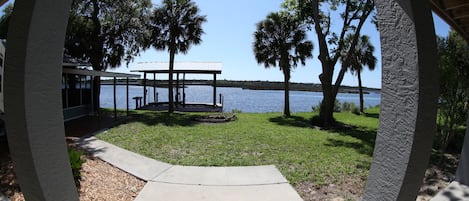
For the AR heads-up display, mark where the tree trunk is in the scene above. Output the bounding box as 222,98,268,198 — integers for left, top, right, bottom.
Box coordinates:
319,86,334,127
319,62,335,127
321,64,350,127
284,69,291,117
90,0,104,114
331,61,352,100
358,69,364,113
319,73,334,127
168,47,175,113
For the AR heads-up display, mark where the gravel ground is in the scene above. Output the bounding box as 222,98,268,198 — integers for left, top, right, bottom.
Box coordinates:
0,150,145,201
77,155,145,201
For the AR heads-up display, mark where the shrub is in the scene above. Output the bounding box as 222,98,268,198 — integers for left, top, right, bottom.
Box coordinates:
312,101,321,112
340,102,361,115
333,100,341,112
231,109,242,113
68,147,85,181
312,100,342,112
341,102,357,112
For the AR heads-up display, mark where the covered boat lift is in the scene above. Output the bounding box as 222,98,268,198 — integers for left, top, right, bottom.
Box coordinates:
131,62,223,112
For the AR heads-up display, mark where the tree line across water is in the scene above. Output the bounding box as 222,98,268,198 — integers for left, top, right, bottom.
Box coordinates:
101,79,380,94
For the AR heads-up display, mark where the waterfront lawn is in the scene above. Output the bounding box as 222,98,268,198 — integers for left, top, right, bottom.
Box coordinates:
96,110,378,186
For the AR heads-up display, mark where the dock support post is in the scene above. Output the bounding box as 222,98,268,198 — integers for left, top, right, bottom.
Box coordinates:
113,77,117,119
90,75,94,113
153,72,156,104
143,72,147,106
213,74,217,107
183,73,186,105
79,75,83,105
126,77,129,116
176,73,180,105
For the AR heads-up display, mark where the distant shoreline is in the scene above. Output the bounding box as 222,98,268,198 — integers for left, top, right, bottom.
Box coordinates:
101,79,381,94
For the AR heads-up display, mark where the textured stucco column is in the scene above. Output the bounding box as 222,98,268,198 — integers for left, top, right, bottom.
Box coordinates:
455,111,469,185
363,0,439,200
5,0,78,200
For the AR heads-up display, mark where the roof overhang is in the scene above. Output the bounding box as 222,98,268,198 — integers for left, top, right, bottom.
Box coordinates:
131,62,222,74
63,68,140,78
431,0,469,42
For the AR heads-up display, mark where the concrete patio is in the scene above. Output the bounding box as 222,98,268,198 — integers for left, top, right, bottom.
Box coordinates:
76,137,303,201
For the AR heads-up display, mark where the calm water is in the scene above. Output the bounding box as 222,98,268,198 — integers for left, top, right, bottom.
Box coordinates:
100,85,381,113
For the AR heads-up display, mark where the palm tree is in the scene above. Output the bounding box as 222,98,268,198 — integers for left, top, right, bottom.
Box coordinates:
342,34,377,113
253,12,313,117
148,0,206,113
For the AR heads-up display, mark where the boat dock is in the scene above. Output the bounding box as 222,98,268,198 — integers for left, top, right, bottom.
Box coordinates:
130,62,223,113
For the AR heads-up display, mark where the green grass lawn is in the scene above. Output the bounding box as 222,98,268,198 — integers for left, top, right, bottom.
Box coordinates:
96,110,378,186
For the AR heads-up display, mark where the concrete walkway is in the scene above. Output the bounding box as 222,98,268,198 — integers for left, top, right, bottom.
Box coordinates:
76,137,303,201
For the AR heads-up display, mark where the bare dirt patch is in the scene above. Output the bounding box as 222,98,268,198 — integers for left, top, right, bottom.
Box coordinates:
296,177,364,201
295,152,459,201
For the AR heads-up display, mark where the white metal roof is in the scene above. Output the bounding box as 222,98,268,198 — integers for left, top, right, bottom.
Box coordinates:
63,68,140,78
131,62,222,74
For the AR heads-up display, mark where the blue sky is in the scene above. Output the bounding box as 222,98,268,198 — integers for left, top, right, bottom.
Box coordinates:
0,1,451,88
108,0,450,89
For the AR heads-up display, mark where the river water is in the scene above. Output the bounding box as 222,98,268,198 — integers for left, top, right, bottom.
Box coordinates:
100,85,381,113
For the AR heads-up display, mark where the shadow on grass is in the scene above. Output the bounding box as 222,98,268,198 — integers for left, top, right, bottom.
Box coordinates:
355,159,372,170
325,123,377,156
325,137,374,156
65,110,201,138
65,113,129,137
364,112,379,119
268,114,377,156
268,115,313,128
128,111,200,127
